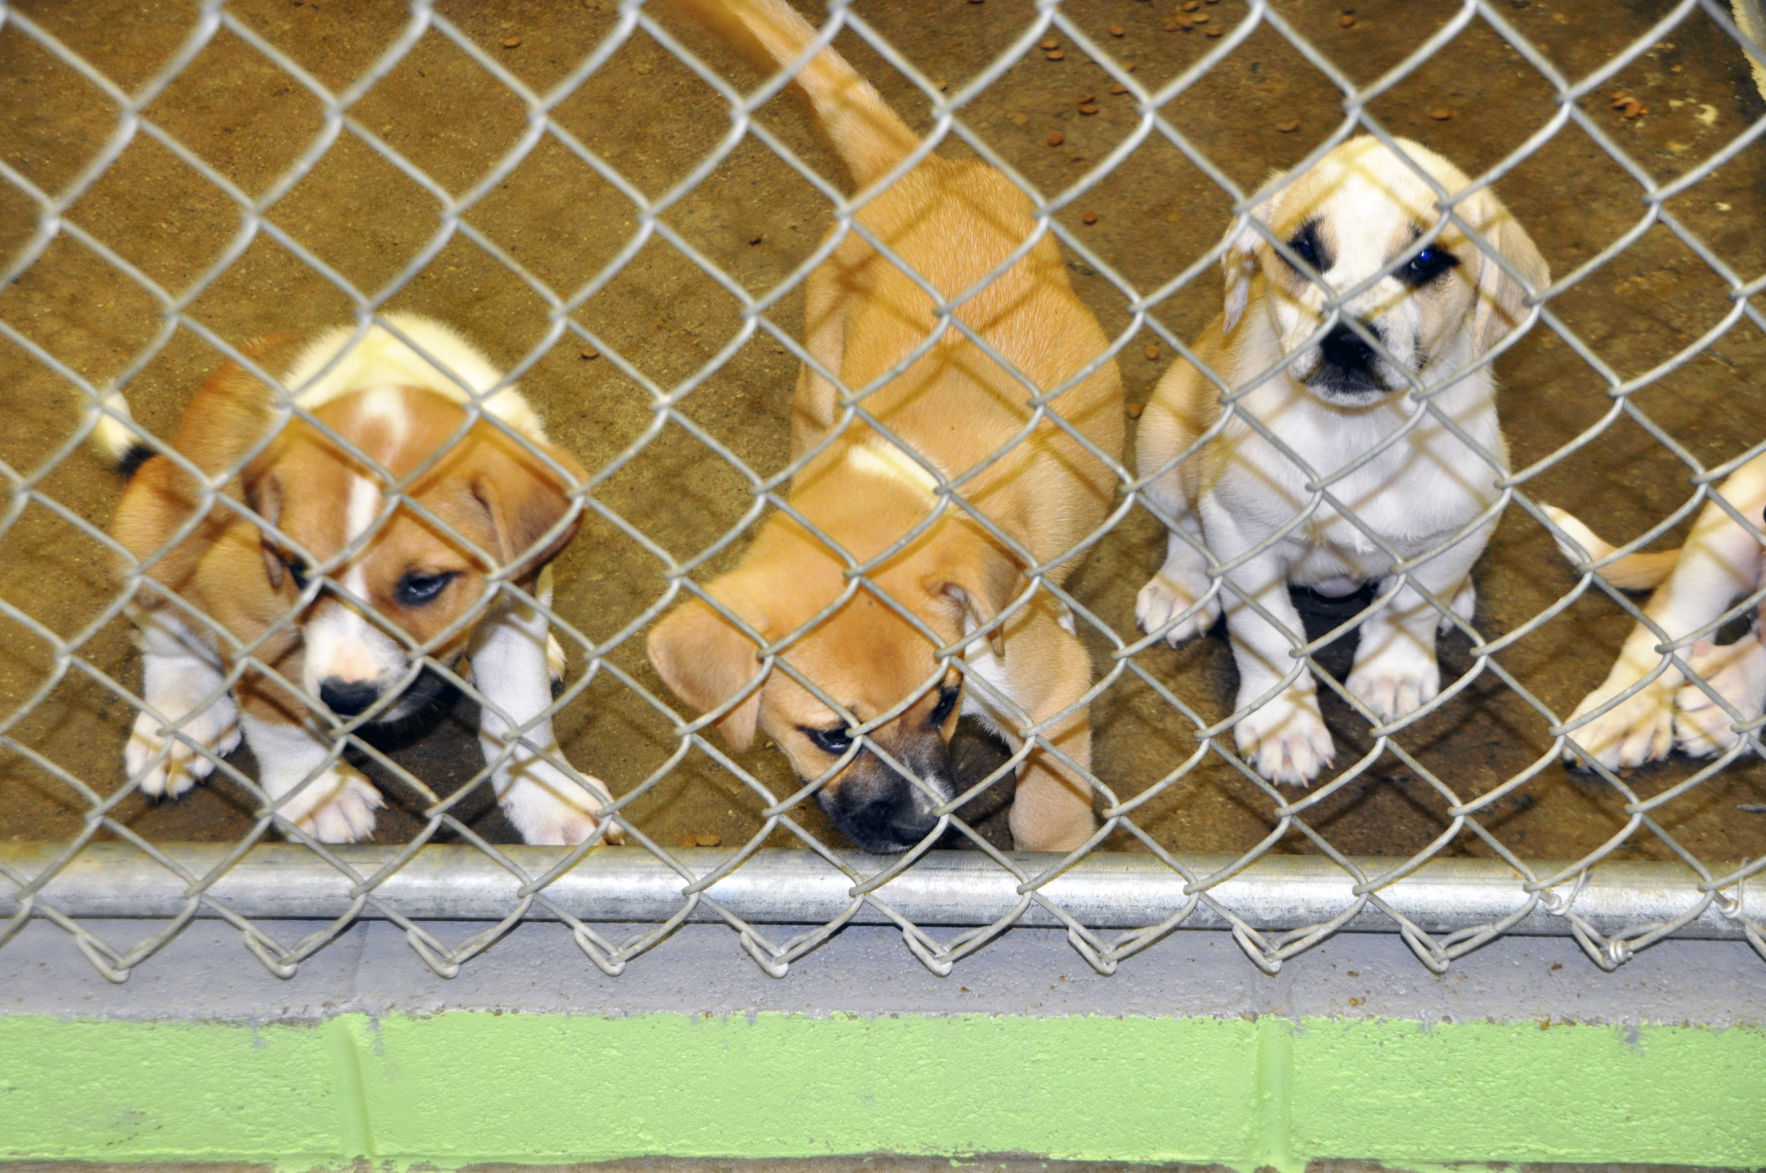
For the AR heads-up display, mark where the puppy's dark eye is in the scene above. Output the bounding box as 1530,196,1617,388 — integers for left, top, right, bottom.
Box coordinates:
802,725,854,755
1285,221,1326,272
281,555,309,592
1400,245,1459,286
396,571,457,607
929,683,961,728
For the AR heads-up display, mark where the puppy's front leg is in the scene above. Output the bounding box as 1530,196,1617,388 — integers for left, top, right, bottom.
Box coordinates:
470,584,619,846
1009,698,1095,854
1137,466,1220,647
125,606,241,800
237,700,383,843
968,597,1099,852
1212,527,1333,786
1135,392,1220,647
1347,528,1489,724
1562,474,1765,770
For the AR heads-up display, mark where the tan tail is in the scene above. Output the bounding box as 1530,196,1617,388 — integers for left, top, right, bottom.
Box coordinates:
1540,503,1679,591
662,0,920,188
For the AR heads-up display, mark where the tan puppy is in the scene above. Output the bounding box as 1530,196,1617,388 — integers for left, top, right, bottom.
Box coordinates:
1136,137,1548,786
647,0,1124,852
1545,452,1766,768
99,315,619,844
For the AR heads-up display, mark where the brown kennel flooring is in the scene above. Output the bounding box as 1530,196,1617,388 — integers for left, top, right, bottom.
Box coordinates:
1,0,1763,874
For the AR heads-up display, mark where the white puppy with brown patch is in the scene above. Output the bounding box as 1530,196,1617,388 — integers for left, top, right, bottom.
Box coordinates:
1136,137,1549,786
97,315,620,844
1544,452,1766,769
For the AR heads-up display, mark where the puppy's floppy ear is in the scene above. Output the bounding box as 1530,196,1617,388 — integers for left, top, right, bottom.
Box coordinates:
1465,187,1550,355
1221,187,1279,334
470,433,587,585
243,468,286,590
923,537,1026,659
647,594,769,752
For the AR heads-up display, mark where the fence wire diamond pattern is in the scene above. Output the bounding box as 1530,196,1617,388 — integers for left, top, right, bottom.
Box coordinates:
1,0,1764,981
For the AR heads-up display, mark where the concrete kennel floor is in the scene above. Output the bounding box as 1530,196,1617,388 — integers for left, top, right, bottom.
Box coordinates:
1,0,1764,870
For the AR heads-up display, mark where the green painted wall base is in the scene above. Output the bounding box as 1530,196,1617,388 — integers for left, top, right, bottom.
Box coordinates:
4,1012,1763,1170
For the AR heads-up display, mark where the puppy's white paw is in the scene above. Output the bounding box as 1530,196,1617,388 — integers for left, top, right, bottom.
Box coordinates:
283,764,384,843
1348,647,1441,724
125,698,241,799
1562,675,1677,770
1438,581,1476,634
502,761,623,846
1674,637,1766,758
1234,688,1334,786
1136,570,1220,647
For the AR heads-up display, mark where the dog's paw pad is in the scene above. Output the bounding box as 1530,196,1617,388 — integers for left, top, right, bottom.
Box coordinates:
289,768,384,843
1234,692,1334,787
1135,572,1219,647
125,704,241,799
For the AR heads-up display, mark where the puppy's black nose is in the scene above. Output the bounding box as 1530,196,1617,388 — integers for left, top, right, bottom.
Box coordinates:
831,789,943,855
817,750,951,854
319,678,380,717
1320,323,1378,373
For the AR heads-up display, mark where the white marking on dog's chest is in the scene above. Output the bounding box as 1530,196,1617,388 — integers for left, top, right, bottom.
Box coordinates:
1227,382,1498,557
1303,506,1382,556
959,627,1010,731
956,595,1072,727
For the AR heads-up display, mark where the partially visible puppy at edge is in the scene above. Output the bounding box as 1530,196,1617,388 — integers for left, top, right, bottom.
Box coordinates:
1136,136,1549,786
1544,452,1766,770
97,314,621,845
647,0,1124,852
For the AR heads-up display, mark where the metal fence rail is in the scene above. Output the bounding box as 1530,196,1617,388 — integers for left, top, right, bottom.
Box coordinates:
2,0,1764,981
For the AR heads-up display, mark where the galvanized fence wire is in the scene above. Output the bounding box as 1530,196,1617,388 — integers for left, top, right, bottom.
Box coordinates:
1,0,1764,980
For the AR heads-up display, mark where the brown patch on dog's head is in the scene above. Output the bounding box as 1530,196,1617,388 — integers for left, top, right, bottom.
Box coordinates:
649,511,1021,852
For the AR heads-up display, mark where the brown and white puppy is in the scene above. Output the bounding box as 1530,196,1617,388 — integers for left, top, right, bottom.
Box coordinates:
97,314,619,844
1544,452,1766,769
646,0,1124,853
1136,136,1549,786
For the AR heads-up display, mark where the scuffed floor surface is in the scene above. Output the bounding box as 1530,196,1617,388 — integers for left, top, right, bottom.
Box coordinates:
1,0,1763,872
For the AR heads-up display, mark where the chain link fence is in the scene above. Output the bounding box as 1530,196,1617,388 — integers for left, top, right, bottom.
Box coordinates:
1,0,1764,982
